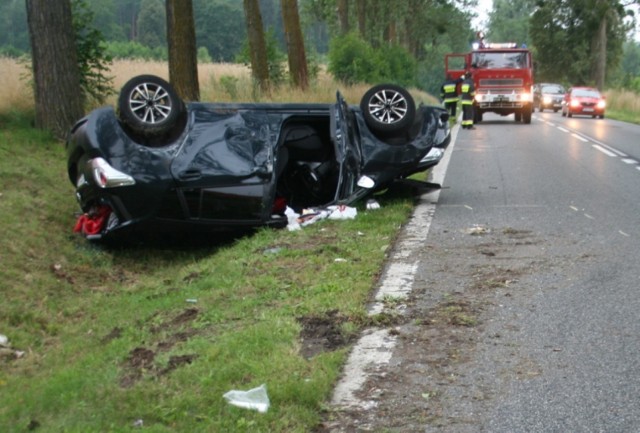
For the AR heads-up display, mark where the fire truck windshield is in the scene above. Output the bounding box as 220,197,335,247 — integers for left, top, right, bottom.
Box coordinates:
471,52,529,69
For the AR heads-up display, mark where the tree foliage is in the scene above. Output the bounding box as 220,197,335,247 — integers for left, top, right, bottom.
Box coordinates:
486,0,536,45
72,0,115,105
530,0,630,87
6,0,640,103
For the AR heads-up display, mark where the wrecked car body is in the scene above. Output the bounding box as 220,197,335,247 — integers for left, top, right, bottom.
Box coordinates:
66,75,450,240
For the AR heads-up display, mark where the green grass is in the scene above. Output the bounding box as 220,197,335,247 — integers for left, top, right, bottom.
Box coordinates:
0,113,419,432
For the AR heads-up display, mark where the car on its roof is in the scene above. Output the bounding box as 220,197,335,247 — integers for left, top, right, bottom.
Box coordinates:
561,86,606,119
66,75,451,241
533,83,565,112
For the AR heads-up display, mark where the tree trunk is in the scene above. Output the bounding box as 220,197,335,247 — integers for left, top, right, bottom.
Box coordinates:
166,0,200,101
26,0,84,140
337,0,349,35
243,0,270,93
281,0,308,90
592,12,607,89
356,0,366,38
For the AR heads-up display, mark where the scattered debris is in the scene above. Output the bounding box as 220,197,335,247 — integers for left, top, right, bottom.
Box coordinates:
366,199,381,210
223,384,270,413
0,334,25,360
286,205,358,230
466,225,490,235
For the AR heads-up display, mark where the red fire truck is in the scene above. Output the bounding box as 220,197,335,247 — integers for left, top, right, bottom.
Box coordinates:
445,37,534,124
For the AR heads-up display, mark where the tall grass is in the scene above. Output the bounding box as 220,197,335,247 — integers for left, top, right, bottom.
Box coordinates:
0,58,439,116
604,88,640,123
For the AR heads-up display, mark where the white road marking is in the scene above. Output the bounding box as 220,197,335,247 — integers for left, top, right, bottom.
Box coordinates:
622,158,638,165
592,144,617,157
331,123,458,411
571,133,589,142
331,329,397,410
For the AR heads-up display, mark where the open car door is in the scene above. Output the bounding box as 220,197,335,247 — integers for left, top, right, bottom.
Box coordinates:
331,92,370,205
445,53,467,81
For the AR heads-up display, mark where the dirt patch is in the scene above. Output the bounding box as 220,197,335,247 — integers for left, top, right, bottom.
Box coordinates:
297,310,357,359
118,308,201,388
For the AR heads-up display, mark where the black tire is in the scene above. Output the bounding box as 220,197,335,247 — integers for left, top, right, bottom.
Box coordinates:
117,75,185,142
360,84,416,135
523,107,532,124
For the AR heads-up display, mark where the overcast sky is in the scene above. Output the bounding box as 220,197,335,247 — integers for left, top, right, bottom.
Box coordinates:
473,0,493,30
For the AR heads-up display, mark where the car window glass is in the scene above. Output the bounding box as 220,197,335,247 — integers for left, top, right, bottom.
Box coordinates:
542,85,564,93
572,89,600,98
472,52,528,69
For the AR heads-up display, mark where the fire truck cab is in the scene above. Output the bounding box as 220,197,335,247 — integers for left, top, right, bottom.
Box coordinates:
445,39,534,124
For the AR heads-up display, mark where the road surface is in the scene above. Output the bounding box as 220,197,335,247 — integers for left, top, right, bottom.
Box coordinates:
326,112,640,432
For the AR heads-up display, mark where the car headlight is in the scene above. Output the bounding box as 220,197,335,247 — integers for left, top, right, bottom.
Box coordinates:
570,99,581,108
597,100,606,109
89,157,136,188
543,95,552,104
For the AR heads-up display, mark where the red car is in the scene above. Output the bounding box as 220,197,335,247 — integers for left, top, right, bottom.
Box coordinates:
561,87,606,118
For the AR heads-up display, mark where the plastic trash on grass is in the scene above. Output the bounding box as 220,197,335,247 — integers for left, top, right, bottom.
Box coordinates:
223,384,270,413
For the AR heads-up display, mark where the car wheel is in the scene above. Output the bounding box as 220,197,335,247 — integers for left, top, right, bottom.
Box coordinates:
117,75,186,142
539,107,544,112
360,84,416,135
599,114,605,119
567,111,572,118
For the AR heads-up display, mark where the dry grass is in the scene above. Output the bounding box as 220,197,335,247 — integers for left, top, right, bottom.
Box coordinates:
0,58,438,114
604,88,640,112
0,57,33,113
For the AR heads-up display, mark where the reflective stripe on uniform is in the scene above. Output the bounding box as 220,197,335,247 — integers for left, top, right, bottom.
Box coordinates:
443,84,456,93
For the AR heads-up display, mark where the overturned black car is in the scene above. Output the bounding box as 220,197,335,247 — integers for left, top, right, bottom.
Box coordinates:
66,75,450,240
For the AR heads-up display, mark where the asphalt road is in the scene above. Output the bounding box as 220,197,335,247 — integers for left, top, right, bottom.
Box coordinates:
327,112,640,432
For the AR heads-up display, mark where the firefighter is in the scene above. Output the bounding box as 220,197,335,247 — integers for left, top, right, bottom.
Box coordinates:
460,72,476,130
440,74,460,117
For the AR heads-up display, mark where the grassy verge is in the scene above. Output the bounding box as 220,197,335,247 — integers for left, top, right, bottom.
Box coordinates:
0,110,420,432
